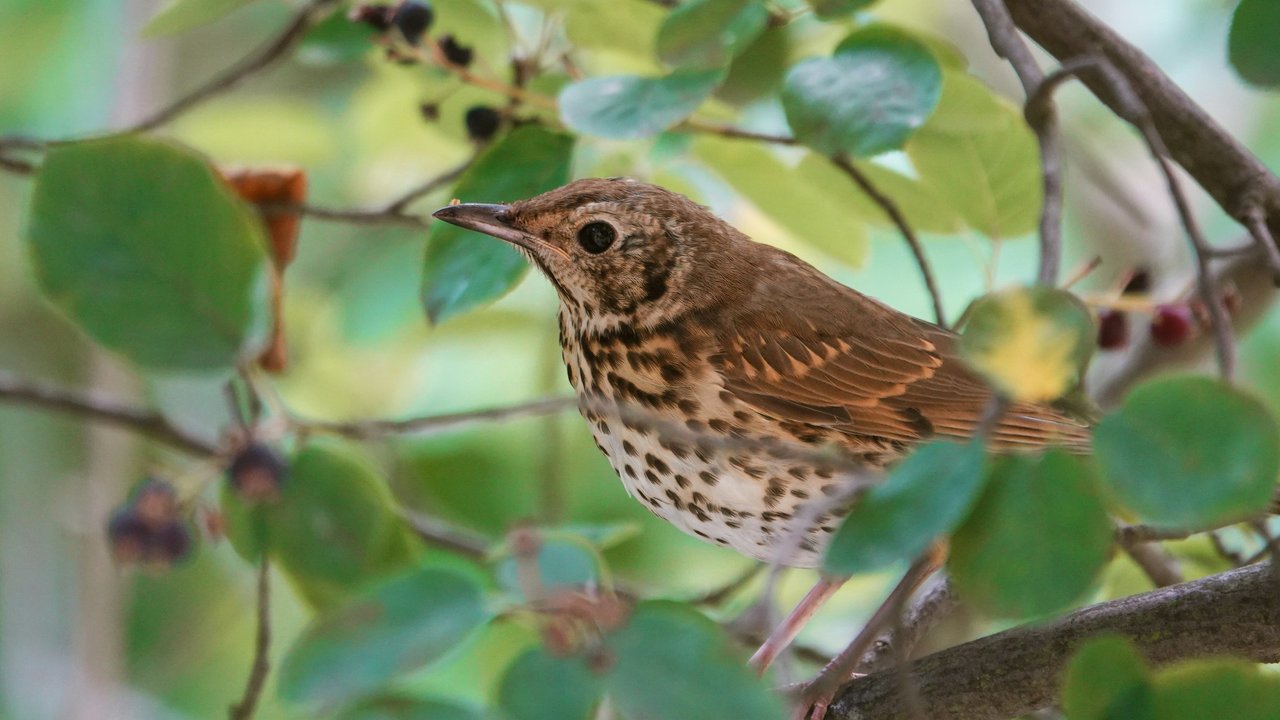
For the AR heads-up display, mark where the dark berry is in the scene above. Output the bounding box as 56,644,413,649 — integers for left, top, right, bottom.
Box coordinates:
1097,309,1129,350
437,34,473,67
228,443,287,504
391,0,434,45
108,510,151,564
155,521,194,566
1122,269,1151,295
132,479,179,529
419,102,440,121
1150,304,1194,346
348,3,394,31
464,106,502,142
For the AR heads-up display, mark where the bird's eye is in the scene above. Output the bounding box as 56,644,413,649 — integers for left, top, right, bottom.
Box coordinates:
576,221,616,254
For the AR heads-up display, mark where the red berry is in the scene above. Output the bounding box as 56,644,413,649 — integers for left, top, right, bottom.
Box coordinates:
108,510,150,564
132,479,179,530
1097,309,1129,350
154,521,195,566
228,444,288,504
1150,304,1194,346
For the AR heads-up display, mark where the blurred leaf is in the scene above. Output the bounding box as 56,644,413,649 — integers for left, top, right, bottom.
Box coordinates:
959,287,1094,403
794,153,963,234
298,11,377,65
559,70,724,140
949,450,1112,618
1093,377,1280,528
422,126,573,324
824,440,986,576
808,0,878,18
605,601,784,720
523,0,664,58
26,136,268,372
498,648,603,720
494,536,602,601
558,521,642,549
1150,658,1280,720
696,137,869,265
1229,0,1280,88
143,0,259,36
278,564,491,709
1063,636,1154,720
782,26,942,157
334,695,483,720
656,0,770,70
718,25,793,105
907,70,1042,238
220,441,411,609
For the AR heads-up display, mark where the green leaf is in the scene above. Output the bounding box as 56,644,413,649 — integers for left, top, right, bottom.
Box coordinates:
605,602,784,720
422,127,574,324
334,695,483,720
523,0,664,58
26,136,268,372
695,137,869,265
498,648,603,720
949,450,1113,618
959,287,1094,403
278,564,491,709
656,0,769,70
808,0,878,18
824,441,986,576
298,11,377,65
1150,658,1280,720
494,535,602,601
1093,377,1280,528
234,441,409,610
782,26,942,157
906,70,1042,239
1063,636,1153,720
1229,0,1280,88
144,0,260,36
559,70,724,140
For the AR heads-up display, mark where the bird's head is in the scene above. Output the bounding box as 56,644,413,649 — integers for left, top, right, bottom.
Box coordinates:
433,177,752,332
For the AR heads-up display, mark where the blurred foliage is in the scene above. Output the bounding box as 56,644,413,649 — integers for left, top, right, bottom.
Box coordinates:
2,0,1280,719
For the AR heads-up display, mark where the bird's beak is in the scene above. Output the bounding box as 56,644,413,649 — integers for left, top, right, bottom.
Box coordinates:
432,203,533,249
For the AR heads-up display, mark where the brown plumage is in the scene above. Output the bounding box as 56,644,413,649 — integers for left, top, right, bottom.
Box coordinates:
434,178,1089,567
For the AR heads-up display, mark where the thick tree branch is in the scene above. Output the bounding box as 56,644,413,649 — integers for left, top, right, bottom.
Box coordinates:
826,563,1280,720
0,370,218,456
1002,0,1280,229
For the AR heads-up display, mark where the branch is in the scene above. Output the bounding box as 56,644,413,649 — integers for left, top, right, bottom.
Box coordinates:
969,0,1065,286
830,156,947,327
229,559,272,720
0,370,218,456
826,563,1280,720
398,508,491,560
1002,0,1280,234
298,395,577,440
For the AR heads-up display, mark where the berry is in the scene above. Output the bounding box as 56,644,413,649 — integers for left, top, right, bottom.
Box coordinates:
391,0,434,46
1096,309,1129,350
1122,269,1150,295
228,443,287,504
1150,304,1194,346
348,3,394,31
155,521,195,566
419,102,440,121
108,510,151,564
464,106,502,143
437,34,473,67
132,479,179,529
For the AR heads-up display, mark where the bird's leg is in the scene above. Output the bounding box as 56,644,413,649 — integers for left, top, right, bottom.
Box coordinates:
795,542,947,718
748,575,847,674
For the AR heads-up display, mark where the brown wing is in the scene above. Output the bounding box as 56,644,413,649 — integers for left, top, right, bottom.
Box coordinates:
709,254,1091,452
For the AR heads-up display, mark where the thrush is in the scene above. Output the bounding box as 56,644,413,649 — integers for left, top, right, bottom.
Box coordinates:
433,178,1090,691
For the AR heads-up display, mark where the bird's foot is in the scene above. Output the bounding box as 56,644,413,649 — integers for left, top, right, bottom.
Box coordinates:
790,673,866,720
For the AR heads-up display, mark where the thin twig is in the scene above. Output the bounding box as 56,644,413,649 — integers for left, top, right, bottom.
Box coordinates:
259,200,431,228
830,155,946,327
1241,202,1280,284
229,559,272,720
691,563,766,607
383,153,477,214
134,0,339,134
1114,523,1196,546
299,395,577,440
0,370,218,456
970,0,1065,286
398,508,491,560
1121,541,1183,588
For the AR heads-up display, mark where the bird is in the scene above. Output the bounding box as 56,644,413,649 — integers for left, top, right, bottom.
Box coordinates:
433,177,1090,701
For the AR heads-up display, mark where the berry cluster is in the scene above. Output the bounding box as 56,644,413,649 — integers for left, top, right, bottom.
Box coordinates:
105,444,288,570
1096,270,1240,350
